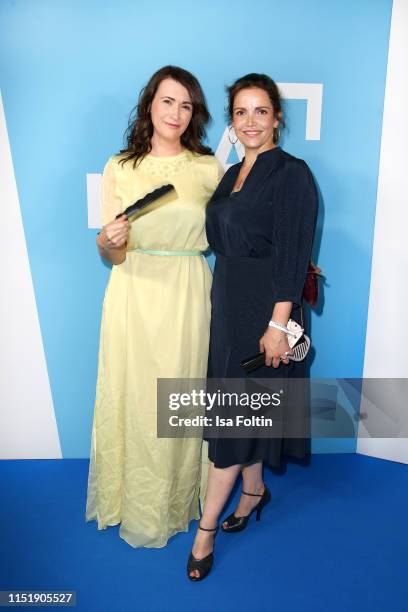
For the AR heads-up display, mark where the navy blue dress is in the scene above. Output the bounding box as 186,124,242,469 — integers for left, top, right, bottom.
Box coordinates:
205,147,318,468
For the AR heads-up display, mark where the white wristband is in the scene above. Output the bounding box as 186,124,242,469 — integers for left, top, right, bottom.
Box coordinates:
268,320,297,337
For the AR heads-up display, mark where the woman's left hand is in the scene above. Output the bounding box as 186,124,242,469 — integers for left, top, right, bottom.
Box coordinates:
259,327,293,368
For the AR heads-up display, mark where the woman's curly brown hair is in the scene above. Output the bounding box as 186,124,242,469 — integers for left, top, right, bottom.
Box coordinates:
119,65,213,167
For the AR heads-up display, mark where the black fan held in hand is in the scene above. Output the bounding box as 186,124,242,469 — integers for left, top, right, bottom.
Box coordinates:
116,184,175,219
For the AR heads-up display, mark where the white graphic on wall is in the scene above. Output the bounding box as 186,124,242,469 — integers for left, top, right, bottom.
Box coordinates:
0,92,62,459
358,0,408,464
87,173,102,229
279,83,323,140
87,82,323,228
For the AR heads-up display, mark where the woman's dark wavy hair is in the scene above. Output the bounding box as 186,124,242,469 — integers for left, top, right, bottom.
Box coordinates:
226,73,285,144
119,65,213,167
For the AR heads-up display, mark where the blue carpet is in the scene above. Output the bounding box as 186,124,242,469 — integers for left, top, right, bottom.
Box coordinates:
0,455,407,611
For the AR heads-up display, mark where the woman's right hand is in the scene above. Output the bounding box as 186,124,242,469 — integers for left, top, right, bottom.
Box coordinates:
98,214,130,250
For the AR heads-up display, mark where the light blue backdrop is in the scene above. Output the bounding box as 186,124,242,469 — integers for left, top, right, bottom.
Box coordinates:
0,0,393,457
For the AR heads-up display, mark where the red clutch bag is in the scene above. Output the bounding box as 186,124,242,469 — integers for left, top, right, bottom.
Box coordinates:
303,261,322,308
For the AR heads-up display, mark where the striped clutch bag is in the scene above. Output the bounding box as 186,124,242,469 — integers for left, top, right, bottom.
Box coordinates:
240,319,311,374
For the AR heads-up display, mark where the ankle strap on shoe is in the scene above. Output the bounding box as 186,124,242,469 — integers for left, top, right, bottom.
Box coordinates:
242,490,263,497
198,524,218,532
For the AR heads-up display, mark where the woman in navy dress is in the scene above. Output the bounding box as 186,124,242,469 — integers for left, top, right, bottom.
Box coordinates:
187,73,318,580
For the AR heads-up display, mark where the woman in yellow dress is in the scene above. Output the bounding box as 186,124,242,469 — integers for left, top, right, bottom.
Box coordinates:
86,66,223,548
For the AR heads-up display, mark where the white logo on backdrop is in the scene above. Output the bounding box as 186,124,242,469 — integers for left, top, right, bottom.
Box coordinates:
87,82,323,228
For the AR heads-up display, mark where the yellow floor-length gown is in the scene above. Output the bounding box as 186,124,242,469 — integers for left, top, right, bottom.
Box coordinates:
86,150,223,548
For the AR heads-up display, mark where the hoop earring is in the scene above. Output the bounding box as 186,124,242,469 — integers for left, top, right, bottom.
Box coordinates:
228,126,238,145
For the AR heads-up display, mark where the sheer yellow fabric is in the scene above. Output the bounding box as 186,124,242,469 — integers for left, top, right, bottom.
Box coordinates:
86,150,223,548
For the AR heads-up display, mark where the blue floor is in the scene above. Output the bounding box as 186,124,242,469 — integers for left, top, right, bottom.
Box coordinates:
0,454,407,611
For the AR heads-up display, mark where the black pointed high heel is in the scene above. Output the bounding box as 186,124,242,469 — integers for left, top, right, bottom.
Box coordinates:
221,485,271,533
187,524,219,581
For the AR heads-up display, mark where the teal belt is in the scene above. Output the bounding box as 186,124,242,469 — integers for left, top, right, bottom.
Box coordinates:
129,247,203,256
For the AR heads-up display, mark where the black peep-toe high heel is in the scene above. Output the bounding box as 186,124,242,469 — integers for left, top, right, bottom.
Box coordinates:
221,485,271,533
187,524,219,581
